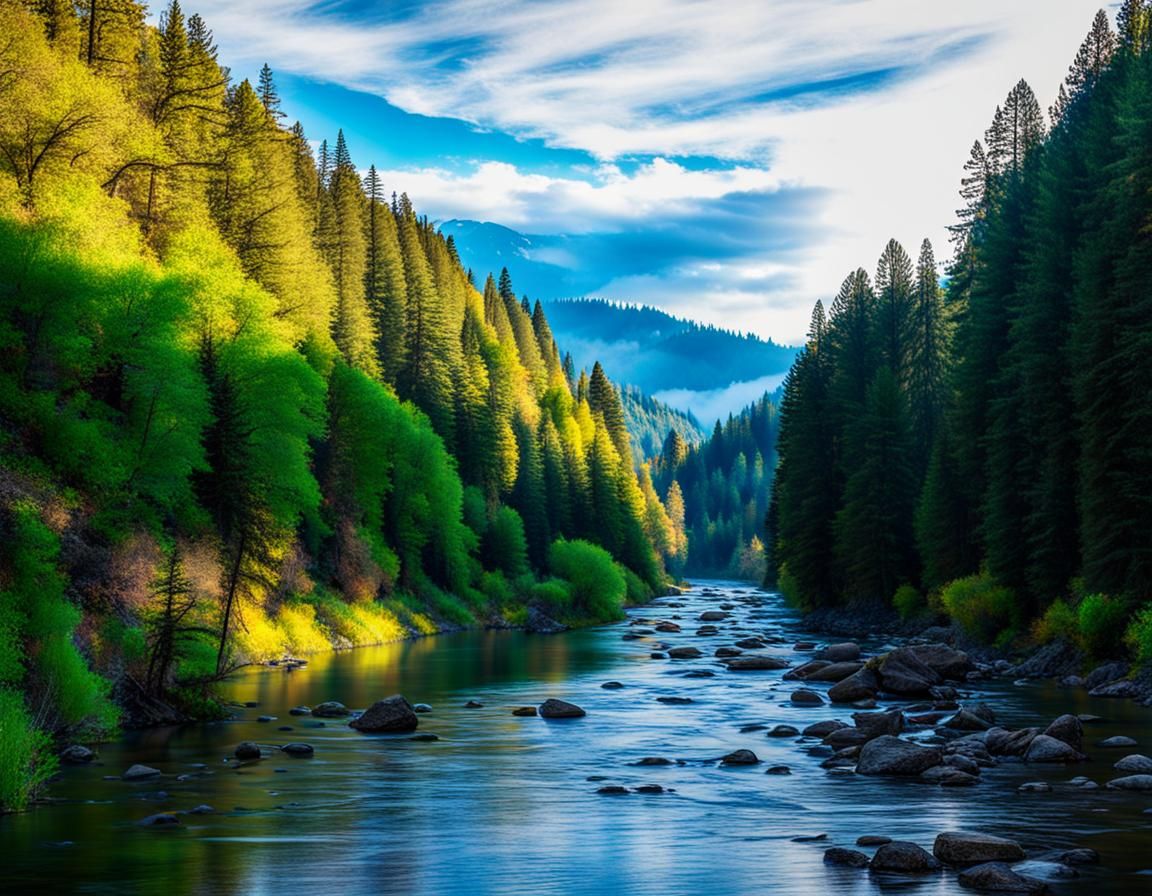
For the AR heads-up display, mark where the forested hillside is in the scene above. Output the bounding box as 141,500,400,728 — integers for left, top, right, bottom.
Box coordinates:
619,385,706,468
768,5,1152,662
0,0,675,810
653,394,778,579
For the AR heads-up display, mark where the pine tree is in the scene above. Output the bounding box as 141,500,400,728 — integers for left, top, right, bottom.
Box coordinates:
906,239,948,472
873,239,916,385
257,63,283,118
588,362,630,462
363,165,408,383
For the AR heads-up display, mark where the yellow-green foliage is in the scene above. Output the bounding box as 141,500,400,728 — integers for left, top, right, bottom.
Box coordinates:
939,573,1018,643
0,688,56,812
893,584,926,619
1076,593,1131,660
549,538,627,623
1125,608,1152,665
1031,599,1079,645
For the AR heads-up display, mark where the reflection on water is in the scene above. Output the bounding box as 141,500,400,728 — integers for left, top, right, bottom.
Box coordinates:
3,583,1152,895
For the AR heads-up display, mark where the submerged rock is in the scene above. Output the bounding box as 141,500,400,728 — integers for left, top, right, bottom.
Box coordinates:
311,701,350,718
724,655,790,671
234,742,262,761
280,743,314,757
667,646,703,659
512,706,538,717
60,745,96,764
1105,774,1152,791
720,749,760,765
138,813,180,827
1097,735,1137,748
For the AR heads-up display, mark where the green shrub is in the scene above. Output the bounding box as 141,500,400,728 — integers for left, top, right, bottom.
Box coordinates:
479,570,513,606
530,579,572,613
1031,599,1078,645
939,573,1018,643
892,584,925,619
0,688,57,812
483,506,529,578
1124,608,1152,665
548,538,626,623
1077,593,1130,660
622,567,652,605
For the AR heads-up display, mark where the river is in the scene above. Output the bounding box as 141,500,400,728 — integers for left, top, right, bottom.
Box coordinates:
3,581,1151,894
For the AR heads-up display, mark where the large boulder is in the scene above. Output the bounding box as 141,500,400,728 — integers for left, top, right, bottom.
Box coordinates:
986,727,1041,757
828,668,880,703
870,841,941,873
957,862,1048,893
856,736,942,776
349,695,419,732
724,655,790,671
909,644,974,681
818,642,861,663
1024,734,1085,763
933,832,1026,866
1042,714,1083,752
878,648,942,696
539,698,586,719
852,710,904,740
806,662,865,683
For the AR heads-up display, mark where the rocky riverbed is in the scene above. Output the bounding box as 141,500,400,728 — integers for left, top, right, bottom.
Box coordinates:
5,581,1152,895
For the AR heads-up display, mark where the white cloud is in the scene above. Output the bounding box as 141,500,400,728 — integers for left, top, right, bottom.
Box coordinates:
180,0,1107,342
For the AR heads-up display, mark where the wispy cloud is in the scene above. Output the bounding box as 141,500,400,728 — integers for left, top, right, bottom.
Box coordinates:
180,0,1106,341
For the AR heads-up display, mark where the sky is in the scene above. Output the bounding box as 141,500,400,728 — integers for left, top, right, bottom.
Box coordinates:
174,0,1109,343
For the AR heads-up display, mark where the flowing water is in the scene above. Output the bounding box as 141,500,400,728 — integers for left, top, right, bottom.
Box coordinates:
3,581,1152,895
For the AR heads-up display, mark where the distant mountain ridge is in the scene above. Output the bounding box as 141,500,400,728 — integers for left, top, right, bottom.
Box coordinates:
442,219,800,422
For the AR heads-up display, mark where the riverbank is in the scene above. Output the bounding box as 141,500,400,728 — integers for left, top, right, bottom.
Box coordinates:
800,598,1152,708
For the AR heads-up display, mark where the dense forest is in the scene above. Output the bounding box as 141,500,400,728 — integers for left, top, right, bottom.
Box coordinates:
619,384,706,468
768,5,1152,663
653,393,778,580
0,1,679,810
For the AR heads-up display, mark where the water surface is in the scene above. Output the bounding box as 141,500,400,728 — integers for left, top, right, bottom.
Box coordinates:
4,581,1152,894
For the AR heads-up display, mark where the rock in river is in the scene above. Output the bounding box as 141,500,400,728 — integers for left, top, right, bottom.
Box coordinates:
721,749,760,765
933,832,1026,866
724,655,790,671
667,646,703,659
312,701,350,718
539,698,586,719
828,669,879,703
138,813,180,827
824,847,870,868
957,862,1048,893
878,648,942,695
818,642,862,663
60,745,96,764
1113,754,1152,774
1024,734,1084,763
856,736,942,777
234,742,262,760
804,720,848,738
1097,735,1137,748
791,689,824,705
348,695,419,733
870,841,941,873
122,764,162,781
512,706,538,717
1042,714,1083,751
281,743,314,757
1105,774,1152,791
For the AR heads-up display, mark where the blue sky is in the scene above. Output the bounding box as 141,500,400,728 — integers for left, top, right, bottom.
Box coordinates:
178,0,1107,342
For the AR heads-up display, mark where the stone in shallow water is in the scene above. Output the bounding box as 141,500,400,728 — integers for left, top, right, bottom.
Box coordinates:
233,742,261,761
138,813,180,827
600,681,624,690
1097,735,1137,748
956,862,1048,893
280,743,314,757
720,749,759,765
933,831,1026,866
824,847,869,868
870,841,941,873
122,764,162,781
311,701,349,718
512,706,537,717
349,696,419,732
539,698,586,719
